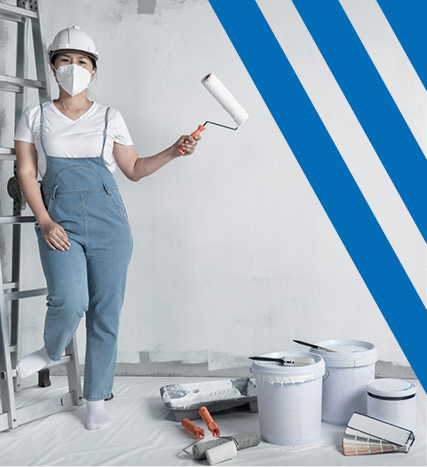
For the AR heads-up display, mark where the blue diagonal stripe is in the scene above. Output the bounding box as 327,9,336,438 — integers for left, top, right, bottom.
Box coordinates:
293,0,427,244
208,0,427,389
377,0,427,90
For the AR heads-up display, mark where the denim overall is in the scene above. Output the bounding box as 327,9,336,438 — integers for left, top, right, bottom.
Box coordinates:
38,104,133,400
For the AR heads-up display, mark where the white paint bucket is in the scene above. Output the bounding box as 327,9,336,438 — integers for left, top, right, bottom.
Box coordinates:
251,351,325,446
366,378,417,435
310,340,378,425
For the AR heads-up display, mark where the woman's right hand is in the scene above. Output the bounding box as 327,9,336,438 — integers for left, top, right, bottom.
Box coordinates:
40,219,70,251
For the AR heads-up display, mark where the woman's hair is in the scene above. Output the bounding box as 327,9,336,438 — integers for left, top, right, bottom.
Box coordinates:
50,51,97,70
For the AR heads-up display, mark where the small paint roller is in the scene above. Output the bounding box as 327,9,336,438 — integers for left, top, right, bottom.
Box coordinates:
192,430,261,461
196,407,260,465
178,73,249,155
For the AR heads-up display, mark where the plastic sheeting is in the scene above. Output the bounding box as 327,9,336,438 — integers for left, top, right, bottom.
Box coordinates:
0,376,425,466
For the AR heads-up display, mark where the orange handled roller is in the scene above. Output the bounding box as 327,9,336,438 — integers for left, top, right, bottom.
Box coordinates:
199,406,220,438
178,125,206,155
181,418,205,439
178,73,249,155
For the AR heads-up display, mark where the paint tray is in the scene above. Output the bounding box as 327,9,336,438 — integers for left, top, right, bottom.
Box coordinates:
160,378,258,421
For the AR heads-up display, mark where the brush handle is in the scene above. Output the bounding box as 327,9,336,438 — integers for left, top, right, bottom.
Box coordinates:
249,356,313,366
178,125,206,155
199,406,220,438
293,339,339,353
182,418,205,438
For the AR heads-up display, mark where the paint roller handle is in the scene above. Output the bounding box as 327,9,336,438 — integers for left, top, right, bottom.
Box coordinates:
178,125,206,155
199,406,220,438
182,418,205,439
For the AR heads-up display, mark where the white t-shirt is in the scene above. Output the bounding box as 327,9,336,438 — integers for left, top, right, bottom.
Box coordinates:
14,101,133,177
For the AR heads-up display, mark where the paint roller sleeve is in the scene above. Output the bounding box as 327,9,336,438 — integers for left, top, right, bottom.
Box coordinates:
206,441,237,465
202,73,249,127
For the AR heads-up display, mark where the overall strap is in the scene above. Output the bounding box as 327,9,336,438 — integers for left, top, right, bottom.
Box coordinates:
39,104,48,158
100,107,110,162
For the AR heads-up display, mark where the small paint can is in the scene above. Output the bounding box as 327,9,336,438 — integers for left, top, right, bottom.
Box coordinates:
310,340,378,425
251,351,325,446
366,378,417,435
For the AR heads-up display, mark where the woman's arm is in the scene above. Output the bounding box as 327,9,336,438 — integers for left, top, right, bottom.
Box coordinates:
15,141,70,251
113,134,200,182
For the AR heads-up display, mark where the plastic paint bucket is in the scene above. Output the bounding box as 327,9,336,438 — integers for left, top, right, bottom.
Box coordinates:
310,340,378,425
251,351,325,446
366,378,417,435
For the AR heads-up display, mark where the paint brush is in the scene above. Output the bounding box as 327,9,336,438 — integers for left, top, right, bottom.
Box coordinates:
293,339,342,352
249,356,315,366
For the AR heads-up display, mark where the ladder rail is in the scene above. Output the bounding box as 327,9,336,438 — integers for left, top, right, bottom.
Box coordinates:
0,269,19,429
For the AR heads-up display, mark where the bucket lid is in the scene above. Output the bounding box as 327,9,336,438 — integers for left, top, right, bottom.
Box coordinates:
310,339,378,368
366,378,417,398
251,351,325,384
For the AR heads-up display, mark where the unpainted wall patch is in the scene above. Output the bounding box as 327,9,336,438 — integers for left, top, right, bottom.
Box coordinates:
138,0,156,14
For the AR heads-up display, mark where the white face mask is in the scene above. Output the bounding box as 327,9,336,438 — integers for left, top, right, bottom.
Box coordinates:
55,63,95,97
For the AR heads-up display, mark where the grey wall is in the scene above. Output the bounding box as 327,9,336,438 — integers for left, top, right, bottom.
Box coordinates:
2,0,424,378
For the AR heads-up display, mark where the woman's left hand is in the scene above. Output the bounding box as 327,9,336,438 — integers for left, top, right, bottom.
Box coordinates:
175,134,201,156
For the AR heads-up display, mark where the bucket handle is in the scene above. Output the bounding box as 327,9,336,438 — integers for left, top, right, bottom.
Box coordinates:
322,370,330,382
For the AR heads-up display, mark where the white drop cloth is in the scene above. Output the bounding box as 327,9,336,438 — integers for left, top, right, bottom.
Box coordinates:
0,376,425,466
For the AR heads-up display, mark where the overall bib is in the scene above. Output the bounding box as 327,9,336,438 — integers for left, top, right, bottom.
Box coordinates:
38,104,133,401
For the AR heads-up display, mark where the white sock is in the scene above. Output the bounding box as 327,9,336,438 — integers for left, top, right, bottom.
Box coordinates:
16,347,55,378
86,400,111,430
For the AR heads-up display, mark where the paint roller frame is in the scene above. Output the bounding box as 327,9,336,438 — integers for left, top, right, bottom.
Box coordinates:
178,73,249,155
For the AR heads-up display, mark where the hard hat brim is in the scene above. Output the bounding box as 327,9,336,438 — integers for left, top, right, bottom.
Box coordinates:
49,48,99,63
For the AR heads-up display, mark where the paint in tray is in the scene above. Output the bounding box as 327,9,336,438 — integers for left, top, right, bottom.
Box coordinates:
160,378,258,421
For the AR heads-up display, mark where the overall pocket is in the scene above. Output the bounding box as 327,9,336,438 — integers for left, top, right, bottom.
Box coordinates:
109,189,130,225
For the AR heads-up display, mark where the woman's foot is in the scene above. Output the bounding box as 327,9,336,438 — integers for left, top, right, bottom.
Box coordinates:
86,400,111,430
16,347,54,378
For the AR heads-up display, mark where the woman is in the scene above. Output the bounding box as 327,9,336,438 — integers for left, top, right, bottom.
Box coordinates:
14,26,200,430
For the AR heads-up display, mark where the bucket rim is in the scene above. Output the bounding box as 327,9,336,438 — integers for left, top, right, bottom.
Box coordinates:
310,339,378,367
251,351,325,381
366,378,417,398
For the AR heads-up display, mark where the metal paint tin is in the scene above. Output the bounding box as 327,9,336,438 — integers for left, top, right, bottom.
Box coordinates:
366,378,417,434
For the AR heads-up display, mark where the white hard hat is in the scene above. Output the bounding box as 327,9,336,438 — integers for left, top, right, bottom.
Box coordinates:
47,25,99,62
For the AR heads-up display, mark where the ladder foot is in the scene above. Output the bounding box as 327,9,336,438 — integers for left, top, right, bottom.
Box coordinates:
38,368,51,387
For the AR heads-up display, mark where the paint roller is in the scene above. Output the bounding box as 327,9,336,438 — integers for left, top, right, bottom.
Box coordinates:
182,406,261,465
192,430,261,463
178,73,249,155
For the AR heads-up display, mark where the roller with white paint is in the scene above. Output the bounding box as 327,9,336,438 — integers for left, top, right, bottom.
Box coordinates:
178,73,249,154
188,407,260,464
192,430,261,460
206,441,237,465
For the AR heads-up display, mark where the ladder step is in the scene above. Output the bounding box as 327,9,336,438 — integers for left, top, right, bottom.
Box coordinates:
15,392,76,427
3,281,19,290
0,148,16,161
4,287,47,301
0,2,38,22
0,216,36,224
51,354,73,367
0,74,47,94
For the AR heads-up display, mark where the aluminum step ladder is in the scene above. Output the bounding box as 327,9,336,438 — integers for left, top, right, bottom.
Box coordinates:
0,0,83,432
